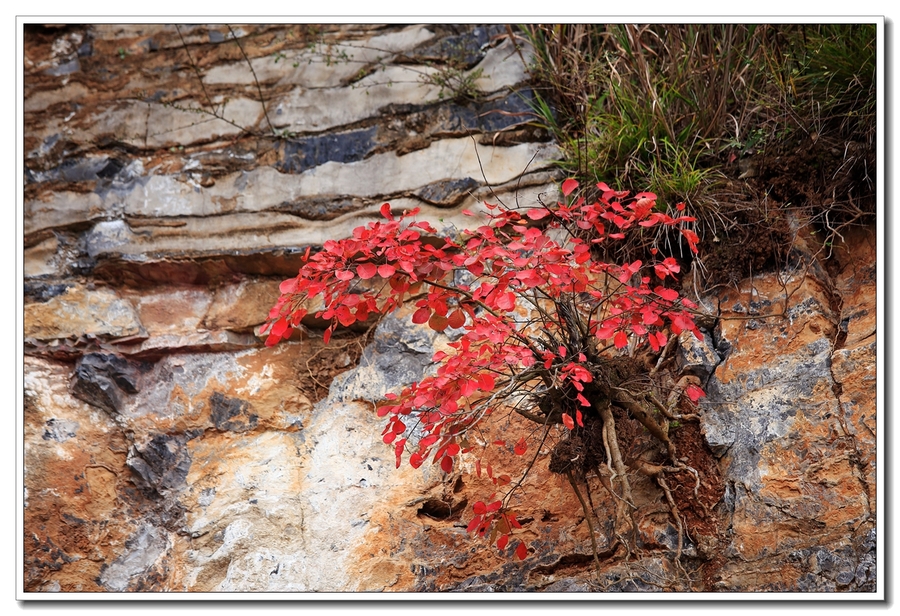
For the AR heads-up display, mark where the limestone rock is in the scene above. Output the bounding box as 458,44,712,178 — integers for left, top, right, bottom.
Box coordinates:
25,285,145,342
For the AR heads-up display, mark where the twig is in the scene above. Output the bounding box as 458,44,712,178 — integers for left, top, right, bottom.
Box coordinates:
566,470,603,582
227,25,276,136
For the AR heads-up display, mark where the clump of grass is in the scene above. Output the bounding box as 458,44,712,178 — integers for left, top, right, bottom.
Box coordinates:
521,24,773,257
523,26,778,207
767,24,876,144
518,23,876,270
758,23,877,231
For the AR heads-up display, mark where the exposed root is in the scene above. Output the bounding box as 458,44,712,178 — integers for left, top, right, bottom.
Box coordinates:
547,362,715,584
565,470,603,582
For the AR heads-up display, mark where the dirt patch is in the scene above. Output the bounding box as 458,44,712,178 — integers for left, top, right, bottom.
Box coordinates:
668,421,725,550
696,201,794,289
291,331,369,402
753,134,875,219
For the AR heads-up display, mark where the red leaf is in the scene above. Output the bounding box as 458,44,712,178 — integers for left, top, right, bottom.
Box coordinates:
478,373,495,391
496,292,516,311
507,513,522,529
614,331,629,349
576,409,584,427
335,305,356,327
279,277,298,294
681,228,700,253
685,384,706,403
655,287,679,302
466,515,483,533
377,264,396,278
526,208,550,220
335,270,354,281
447,309,466,329
440,455,453,473
412,307,431,324
497,534,509,551
271,317,289,338
466,260,484,276
380,202,394,220
515,542,528,560
561,413,575,430
514,438,528,455
428,314,449,332
561,178,579,196
394,438,406,468
473,501,487,515
357,262,377,279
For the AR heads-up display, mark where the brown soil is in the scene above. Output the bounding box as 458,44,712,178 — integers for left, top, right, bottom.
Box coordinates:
668,421,725,546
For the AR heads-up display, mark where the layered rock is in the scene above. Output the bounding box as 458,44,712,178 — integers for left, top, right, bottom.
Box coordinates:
22,23,876,593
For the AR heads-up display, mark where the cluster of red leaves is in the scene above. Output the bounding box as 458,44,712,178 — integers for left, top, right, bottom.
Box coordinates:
264,180,703,560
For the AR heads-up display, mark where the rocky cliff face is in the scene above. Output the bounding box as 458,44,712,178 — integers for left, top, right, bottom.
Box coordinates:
22,23,876,593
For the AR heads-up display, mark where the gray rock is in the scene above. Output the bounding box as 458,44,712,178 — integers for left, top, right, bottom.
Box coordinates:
327,311,440,403
276,126,378,173
44,58,80,76
98,524,169,591
676,328,722,382
70,353,145,415
41,418,79,442
209,392,258,432
415,177,480,207
127,433,195,494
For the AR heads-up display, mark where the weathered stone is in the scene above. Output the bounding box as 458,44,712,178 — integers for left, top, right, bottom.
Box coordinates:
98,524,170,592
208,392,257,432
24,280,71,304
24,82,90,113
327,306,442,404
202,25,436,90
70,352,144,414
41,418,80,443
121,286,212,337
698,267,873,590
24,356,143,591
89,96,266,149
415,177,481,207
470,38,533,94
676,328,721,382
127,433,195,494
276,126,378,173
415,25,506,65
24,285,145,341
203,279,281,332
73,181,561,263
25,190,105,236
293,139,558,197
28,141,557,239
271,196,367,221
